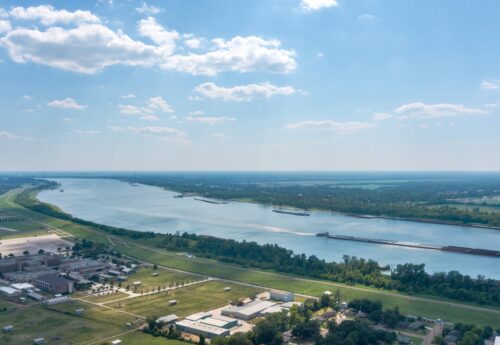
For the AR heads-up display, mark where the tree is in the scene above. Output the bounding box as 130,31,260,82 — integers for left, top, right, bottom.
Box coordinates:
198,335,206,345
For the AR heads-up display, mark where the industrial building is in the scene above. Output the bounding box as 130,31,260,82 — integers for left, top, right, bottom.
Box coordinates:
269,289,294,302
199,316,238,329
157,314,178,324
186,311,212,321
221,300,276,320
35,274,74,294
175,320,230,338
0,286,21,297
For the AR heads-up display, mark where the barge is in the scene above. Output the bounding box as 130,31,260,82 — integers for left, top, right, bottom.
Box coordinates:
316,233,500,258
194,197,227,205
272,209,310,216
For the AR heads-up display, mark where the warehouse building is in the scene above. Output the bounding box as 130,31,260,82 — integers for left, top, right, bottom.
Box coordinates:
157,314,178,325
221,300,276,320
199,316,238,329
35,274,74,294
269,289,294,302
186,311,212,321
175,320,230,338
0,286,20,297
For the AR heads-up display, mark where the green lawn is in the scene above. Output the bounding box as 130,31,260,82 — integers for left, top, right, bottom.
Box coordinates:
125,267,202,290
118,331,186,345
106,280,259,318
0,300,137,345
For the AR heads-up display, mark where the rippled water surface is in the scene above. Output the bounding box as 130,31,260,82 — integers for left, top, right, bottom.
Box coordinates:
38,178,500,278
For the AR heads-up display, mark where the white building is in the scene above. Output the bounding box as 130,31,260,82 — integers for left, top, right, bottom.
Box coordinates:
0,286,20,297
175,320,230,338
157,314,178,324
269,289,294,302
221,300,276,320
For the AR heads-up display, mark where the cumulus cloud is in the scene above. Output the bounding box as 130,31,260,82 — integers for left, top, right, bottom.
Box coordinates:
47,97,87,110
135,2,164,15
138,16,178,55
0,19,10,33
481,80,500,90
184,37,202,49
9,5,100,25
0,24,159,74
395,102,487,119
23,95,33,100
0,7,297,76
147,96,174,113
121,94,136,99
161,36,297,75
140,115,160,121
372,112,393,121
194,82,302,101
301,0,339,11
287,120,376,133
118,104,143,115
187,116,235,125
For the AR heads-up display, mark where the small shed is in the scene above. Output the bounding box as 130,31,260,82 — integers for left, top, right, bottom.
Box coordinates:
111,339,122,345
33,338,45,345
168,299,177,306
133,281,141,287
152,272,159,277
223,287,231,292
3,325,13,333
75,308,85,315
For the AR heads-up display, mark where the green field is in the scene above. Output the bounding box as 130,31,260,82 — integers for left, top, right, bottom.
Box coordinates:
125,267,202,290
1,188,500,329
106,280,259,318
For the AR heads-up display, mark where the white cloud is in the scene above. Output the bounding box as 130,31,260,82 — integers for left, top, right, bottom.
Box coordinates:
484,102,500,108
108,125,186,139
140,115,160,121
0,19,10,33
481,80,500,90
162,36,297,75
0,8,297,76
184,37,202,49
71,129,101,135
47,97,87,110
358,14,375,21
188,110,204,116
194,82,302,101
418,124,429,129
372,112,392,121
118,104,142,115
301,0,339,12
23,95,33,100
9,5,100,25
138,16,178,55
0,130,34,141
135,2,164,15
0,24,159,74
287,120,376,133
148,96,174,113
187,116,235,125
395,102,487,119
121,94,136,99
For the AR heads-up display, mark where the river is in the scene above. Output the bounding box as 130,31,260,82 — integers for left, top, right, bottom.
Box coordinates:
38,178,500,278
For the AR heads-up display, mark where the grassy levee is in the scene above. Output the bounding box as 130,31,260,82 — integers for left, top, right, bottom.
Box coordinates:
1,188,500,329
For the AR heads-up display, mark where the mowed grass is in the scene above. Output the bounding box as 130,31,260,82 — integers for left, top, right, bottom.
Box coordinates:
80,291,130,304
106,280,259,318
118,331,186,345
0,299,137,345
126,267,202,290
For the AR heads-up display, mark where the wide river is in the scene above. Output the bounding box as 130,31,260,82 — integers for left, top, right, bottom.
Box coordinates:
38,178,500,278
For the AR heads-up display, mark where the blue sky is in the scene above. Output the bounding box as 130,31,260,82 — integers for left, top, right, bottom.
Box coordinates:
0,0,499,171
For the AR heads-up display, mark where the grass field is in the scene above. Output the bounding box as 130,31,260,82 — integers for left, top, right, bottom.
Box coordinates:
1,188,500,329
106,280,259,318
125,267,201,290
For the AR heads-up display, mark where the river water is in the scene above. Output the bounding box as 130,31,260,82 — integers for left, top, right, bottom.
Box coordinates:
38,178,500,278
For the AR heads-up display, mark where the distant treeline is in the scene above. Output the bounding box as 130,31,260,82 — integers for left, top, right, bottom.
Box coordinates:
0,176,54,196
16,186,500,308
118,174,500,228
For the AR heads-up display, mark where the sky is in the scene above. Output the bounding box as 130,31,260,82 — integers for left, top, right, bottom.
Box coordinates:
0,0,500,171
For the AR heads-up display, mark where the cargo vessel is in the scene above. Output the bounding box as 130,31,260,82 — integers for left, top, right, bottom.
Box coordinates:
272,209,310,216
316,233,500,258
